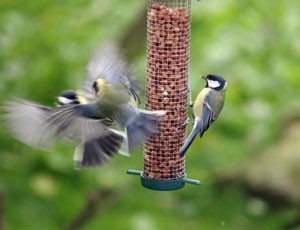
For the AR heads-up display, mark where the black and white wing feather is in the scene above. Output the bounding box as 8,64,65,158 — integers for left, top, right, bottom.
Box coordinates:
199,95,220,137
74,129,126,169
1,99,56,150
46,104,110,142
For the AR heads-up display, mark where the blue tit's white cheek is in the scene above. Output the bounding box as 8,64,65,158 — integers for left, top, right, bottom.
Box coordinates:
57,96,74,105
207,79,221,89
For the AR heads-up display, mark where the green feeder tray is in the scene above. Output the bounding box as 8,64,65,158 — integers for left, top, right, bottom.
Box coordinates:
127,170,200,191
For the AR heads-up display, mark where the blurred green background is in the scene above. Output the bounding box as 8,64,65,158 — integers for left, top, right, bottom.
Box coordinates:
1,0,300,229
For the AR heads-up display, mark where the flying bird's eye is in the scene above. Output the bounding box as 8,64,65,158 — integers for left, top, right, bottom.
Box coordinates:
92,81,99,93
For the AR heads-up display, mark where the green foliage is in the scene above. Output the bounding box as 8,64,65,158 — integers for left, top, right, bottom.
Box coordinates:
1,0,300,229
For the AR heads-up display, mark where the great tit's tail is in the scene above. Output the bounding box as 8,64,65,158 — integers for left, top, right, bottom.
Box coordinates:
73,129,125,169
125,110,166,154
179,119,201,157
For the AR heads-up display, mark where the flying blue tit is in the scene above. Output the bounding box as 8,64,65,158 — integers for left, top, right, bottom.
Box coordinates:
48,42,166,154
179,74,227,157
2,91,127,169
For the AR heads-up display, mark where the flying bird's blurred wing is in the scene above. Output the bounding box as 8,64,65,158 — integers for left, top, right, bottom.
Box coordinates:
81,42,141,104
73,129,126,169
46,104,111,142
1,99,56,150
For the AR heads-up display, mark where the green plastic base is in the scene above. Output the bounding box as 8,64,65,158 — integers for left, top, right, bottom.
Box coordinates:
141,175,185,191
127,169,200,191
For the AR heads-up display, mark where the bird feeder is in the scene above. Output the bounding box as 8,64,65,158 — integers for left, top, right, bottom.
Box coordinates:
127,0,200,190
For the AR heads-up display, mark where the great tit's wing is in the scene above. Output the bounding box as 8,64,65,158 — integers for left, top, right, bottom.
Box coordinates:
1,99,56,150
82,42,141,104
47,104,112,142
199,93,219,137
73,129,127,169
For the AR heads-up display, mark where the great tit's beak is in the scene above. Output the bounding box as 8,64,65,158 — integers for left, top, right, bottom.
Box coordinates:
201,75,207,80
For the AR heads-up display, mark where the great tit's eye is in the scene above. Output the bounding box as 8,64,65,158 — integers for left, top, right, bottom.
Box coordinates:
92,81,99,93
206,74,213,80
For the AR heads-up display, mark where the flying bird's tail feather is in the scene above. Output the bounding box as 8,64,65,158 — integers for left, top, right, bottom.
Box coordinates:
73,129,125,169
125,110,166,154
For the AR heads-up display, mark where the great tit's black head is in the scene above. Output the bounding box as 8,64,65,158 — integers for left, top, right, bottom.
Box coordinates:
203,74,227,91
57,90,79,105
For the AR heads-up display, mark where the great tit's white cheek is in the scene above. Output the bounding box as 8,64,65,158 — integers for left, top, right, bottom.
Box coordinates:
207,80,221,89
57,96,74,105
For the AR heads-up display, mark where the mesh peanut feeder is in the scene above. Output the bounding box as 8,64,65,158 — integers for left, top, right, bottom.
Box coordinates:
127,0,200,190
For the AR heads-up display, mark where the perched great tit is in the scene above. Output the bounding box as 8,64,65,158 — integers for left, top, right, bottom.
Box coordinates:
179,74,227,157
49,43,166,154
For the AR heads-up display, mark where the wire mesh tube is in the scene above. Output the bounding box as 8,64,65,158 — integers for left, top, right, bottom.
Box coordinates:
143,0,191,181
127,0,199,190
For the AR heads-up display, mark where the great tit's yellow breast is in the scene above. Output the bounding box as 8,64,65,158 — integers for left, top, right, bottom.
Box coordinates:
193,88,225,118
193,88,209,117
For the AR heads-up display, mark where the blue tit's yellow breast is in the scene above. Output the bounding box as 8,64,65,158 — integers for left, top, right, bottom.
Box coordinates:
77,95,88,104
94,83,131,119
